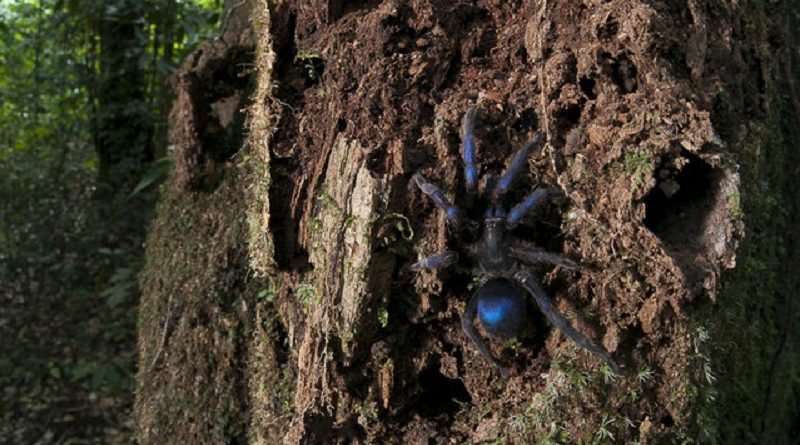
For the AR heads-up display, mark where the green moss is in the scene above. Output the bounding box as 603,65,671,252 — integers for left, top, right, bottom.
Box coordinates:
295,282,320,313
622,149,654,194
706,38,800,443
135,172,253,444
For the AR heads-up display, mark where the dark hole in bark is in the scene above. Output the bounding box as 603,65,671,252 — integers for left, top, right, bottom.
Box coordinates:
415,363,471,418
644,150,721,252
512,107,539,133
268,157,311,272
516,45,529,65
336,117,348,132
579,76,597,99
597,18,618,40
600,51,638,94
553,103,583,138
295,53,325,86
328,0,381,21
661,42,691,80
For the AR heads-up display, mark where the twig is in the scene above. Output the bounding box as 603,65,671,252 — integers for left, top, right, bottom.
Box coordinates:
148,293,174,373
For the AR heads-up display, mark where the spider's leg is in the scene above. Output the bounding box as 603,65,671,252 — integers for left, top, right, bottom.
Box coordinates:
462,292,510,378
410,250,458,272
514,270,622,374
462,107,479,195
411,173,466,226
492,133,543,201
506,187,563,228
508,239,577,270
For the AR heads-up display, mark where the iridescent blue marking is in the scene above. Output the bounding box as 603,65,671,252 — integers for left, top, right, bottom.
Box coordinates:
496,151,528,194
423,251,456,268
476,279,527,338
447,206,460,220
464,138,476,164
462,108,479,191
464,134,477,190
508,189,547,224
495,136,540,198
478,298,513,327
465,166,478,188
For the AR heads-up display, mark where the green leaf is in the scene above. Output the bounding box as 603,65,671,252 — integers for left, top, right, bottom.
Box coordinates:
101,267,137,308
129,157,172,198
70,361,93,381
48,362,62,379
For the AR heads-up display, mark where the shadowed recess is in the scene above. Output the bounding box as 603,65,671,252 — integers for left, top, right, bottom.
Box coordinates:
644,150,722,251
415,363,472,419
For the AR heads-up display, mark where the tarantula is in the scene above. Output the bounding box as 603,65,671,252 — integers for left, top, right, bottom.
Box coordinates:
410,107,621,377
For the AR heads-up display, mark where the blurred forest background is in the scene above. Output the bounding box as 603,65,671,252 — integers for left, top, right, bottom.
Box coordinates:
0,0,222,442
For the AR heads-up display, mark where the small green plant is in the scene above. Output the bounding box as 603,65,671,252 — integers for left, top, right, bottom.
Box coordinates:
728,189,744,219
593,415,616,443
129,156,172,198
598,363,618,384
295,50,323,80
101,266,138,308
257,279,280,303
295,282,320,313
47,361,62,379
377,308,389,328
380,212,414,241
354,401,378,422
621,149,653,194
635,365,656,384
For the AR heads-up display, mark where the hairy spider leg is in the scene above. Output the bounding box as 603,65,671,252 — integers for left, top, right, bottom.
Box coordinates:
462,293,510,378
411,173,466,226
514,270,622,374
410,250,458,272
508,239,577,269
506,188,563,228
461,107,479,194
492,133,543,202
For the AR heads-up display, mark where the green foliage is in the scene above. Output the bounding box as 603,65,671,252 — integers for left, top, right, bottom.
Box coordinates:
101,266,139,308
295,50,323,80
377,308,389,328
620,149,653,194
295,283,320,313
0,0,223,438
129,156,173,198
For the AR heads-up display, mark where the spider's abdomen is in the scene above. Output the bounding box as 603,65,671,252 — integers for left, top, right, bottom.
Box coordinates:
476,278,527,338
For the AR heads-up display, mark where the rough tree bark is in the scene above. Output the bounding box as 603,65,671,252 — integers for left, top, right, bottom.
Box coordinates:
135,1,799,444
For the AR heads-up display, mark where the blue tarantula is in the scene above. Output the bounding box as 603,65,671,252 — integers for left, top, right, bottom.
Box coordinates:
411,107,621,377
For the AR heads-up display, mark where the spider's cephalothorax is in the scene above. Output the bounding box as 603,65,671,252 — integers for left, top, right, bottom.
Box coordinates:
410,106,621,377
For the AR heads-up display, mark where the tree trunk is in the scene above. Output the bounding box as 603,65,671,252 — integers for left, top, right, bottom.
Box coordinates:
135,1,799,443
